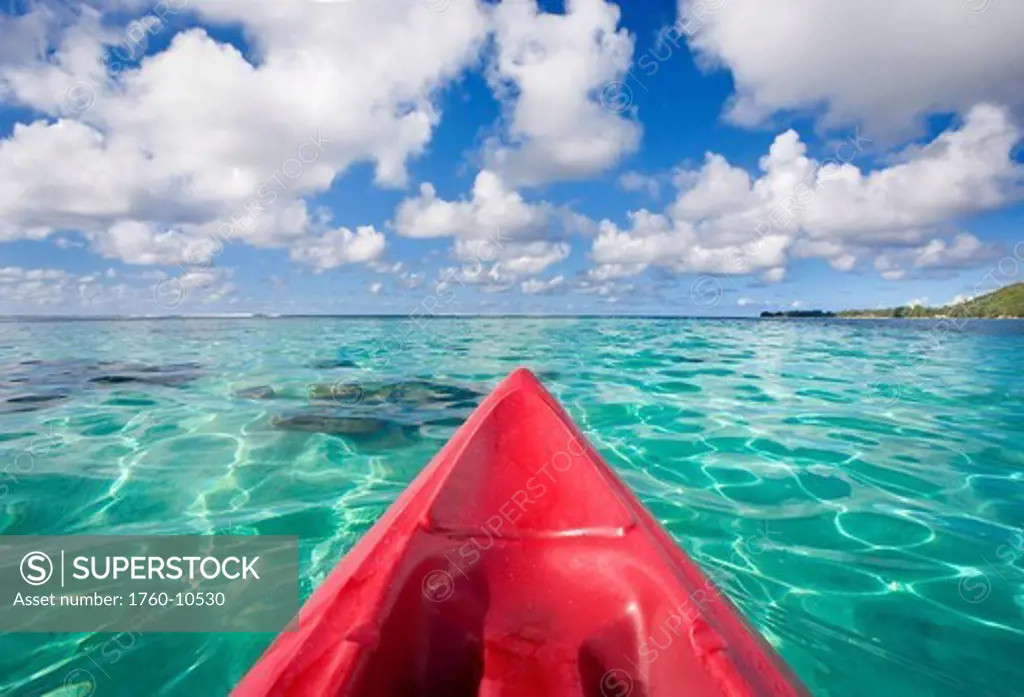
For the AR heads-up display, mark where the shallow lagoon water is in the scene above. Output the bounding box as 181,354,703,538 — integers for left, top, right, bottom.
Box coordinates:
0,317,1022,696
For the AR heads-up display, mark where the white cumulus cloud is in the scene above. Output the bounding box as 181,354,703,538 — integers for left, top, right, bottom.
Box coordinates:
393,169,575,282
521,274,565,294
588,105,1021,282
681,0,1024,139
485,0,641,185
0,0,490,268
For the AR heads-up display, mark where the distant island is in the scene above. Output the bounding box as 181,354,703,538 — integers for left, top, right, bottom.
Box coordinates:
839,282,1024,319
757,283,1024,319
760,310,837,318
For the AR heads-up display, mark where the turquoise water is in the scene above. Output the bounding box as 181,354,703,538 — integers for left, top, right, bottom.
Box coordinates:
1,317,1022,696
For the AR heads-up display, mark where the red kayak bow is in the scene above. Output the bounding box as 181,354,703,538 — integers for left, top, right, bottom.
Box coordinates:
234,368,808,696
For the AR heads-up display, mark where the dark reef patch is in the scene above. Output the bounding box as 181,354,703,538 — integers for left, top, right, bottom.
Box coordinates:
235,385,280,400
1,393,70,414
86,361,202,388
309,358,359,370
269,413,420,448
0,360,204,412
307,379,485,409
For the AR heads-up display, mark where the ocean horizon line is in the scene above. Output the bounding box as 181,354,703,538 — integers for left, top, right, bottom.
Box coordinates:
1,312,768,321
4,313,1024,323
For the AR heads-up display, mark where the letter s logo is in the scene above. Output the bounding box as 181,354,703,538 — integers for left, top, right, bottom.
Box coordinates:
21,551,53,586
600,668,633,697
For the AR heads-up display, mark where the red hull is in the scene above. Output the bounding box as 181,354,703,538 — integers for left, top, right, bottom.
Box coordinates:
234,368,808,696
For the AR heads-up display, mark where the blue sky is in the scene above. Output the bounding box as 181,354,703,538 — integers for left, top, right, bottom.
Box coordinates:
0,0,1022,315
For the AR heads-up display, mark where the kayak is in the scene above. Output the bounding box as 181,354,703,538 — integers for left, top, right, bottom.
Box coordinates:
234,368,808,696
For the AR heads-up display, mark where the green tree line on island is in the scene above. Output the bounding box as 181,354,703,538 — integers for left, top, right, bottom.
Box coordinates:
758,283,1024,319
838,282,1024,319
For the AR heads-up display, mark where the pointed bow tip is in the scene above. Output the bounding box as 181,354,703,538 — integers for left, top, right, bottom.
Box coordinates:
507,366,539,381
502,367,546,392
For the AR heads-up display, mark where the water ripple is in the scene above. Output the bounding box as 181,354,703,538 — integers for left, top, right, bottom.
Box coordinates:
1,317,1022,696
